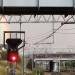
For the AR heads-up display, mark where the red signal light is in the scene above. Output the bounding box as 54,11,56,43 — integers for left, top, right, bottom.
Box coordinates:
7,51,19,62
9,53,17,62
12,56,16,61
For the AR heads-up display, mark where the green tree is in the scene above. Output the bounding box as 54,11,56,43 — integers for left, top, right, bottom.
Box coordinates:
1,51,7,60
26,58,32,70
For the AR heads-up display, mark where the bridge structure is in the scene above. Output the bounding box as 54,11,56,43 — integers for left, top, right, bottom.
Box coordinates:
0,0,75,44
0,0,75,74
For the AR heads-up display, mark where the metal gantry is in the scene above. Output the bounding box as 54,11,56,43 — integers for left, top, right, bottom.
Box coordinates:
0,15,75,44
0,15,75,23
0,15,74,23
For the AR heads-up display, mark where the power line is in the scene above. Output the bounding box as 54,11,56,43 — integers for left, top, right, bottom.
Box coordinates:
33,15,74,44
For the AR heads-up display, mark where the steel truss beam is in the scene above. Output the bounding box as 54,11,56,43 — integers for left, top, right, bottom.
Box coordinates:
0,15,75,45
0,15,75,23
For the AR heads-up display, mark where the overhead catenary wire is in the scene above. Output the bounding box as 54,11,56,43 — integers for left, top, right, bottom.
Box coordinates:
23,24,75,43
33,15,74,45
34,24,64,45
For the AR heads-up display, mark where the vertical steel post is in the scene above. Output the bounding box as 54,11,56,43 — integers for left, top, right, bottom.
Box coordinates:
9,63,16,75
32,52,34,70
0,0,3,7
52,15,55,44
12,64,16,75
23,47,24,75
23,30,25,75
73,0,75,9
36,0,39,7
19,15,22,39
59,60,60,72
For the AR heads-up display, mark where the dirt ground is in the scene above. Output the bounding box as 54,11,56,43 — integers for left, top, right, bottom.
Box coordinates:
44,72,75,75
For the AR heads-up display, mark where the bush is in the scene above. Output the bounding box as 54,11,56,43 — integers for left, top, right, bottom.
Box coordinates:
26,58,32,70
32,68,44,75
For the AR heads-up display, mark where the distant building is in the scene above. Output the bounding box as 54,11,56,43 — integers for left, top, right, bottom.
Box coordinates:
33,53,75,72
